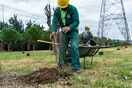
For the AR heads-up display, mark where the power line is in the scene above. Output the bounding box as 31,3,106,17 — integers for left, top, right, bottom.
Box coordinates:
0,4,46,22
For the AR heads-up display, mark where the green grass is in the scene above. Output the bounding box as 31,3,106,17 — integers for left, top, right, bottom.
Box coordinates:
0,46,132,87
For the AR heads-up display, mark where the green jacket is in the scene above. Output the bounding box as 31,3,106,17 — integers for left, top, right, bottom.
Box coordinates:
52,4,80,32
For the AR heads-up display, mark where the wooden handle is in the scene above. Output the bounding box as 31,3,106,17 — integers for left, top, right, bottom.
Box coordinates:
37,40,59,45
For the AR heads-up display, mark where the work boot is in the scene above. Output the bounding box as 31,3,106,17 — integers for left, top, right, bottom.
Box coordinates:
73,69,81,74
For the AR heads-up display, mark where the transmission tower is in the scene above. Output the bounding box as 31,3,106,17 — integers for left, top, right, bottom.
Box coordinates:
98,0,131,44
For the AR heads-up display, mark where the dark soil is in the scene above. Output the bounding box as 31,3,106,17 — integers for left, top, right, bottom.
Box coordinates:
19,67,72,85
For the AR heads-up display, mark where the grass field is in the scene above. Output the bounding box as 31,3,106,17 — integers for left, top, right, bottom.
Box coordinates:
0,46,132,88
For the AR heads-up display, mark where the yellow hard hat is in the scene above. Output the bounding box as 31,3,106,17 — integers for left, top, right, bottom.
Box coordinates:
85,26,90,30
58,0,69,8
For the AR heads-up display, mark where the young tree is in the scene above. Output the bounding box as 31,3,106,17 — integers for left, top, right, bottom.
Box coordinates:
44,4,60,60
45,4,51,31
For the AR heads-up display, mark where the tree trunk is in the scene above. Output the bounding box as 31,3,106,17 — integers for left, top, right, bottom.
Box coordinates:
33,42,35,51
8,43,10,51
27,42,30,51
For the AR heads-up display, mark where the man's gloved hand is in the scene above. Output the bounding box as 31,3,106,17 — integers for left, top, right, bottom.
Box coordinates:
62,27,71,33
50,32,56,39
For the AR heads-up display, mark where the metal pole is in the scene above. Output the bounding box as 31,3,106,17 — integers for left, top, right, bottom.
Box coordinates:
2,4,4,22
120,0,131,43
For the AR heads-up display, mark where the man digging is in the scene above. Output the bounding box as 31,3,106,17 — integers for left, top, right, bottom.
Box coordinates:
50,0,80,73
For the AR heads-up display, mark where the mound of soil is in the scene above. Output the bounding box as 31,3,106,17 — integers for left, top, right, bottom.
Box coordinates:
19,67,72,85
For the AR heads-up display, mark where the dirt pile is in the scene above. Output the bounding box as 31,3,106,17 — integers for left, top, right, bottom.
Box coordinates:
19,67,72,85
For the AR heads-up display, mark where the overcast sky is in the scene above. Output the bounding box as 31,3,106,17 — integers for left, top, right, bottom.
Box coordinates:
0,0,132,40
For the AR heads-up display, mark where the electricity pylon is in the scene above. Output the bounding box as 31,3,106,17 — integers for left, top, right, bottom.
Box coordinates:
98,0,131,44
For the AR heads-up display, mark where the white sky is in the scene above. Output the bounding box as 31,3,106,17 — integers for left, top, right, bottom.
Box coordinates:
0,0,132,40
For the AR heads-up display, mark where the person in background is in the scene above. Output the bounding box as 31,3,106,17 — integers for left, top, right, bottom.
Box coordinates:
50,0,80,73
81,26,93,45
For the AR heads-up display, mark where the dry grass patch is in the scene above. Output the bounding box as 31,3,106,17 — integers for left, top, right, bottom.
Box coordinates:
0,47,132,87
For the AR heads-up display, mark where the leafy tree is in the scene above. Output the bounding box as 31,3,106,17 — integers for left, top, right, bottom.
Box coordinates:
25,20,33,31
41,30,51,41
35,30,51,50
24,26,42,50
1,27,20,51
0,21,10,31
9,15,24,33
22,32,31,51
32,30,53,50
25,20,44,31
34,24,44,30
10,33,27,51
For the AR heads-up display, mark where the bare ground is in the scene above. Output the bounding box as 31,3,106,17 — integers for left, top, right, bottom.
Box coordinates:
0,67,73,87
